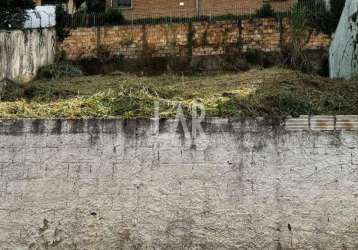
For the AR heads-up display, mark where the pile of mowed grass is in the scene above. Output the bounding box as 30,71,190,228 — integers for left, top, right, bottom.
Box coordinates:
1,68,358,119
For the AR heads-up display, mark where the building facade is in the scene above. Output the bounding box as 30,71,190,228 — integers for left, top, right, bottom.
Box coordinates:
35,0,296,17
106,0,296,18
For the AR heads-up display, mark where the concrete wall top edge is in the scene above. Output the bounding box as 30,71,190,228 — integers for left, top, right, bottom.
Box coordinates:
0,117,271,135
0,116,358,135
0,27,55,33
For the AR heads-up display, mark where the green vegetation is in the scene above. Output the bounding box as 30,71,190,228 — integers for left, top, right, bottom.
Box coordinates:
294,0,346,35
104,8,125,25
56,4,69,41
38,62,83,80
330,0,346,30
255,3,276,18
0,0,34,29
85,0,105,13
1,68,358,119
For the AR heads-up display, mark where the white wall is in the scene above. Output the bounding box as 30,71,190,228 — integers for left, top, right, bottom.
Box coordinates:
0,28,56,83
329,0,358,79
1,117,358,249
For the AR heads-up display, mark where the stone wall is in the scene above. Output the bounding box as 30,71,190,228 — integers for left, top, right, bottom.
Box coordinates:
0,28,56,83
60,18,330,61
1,116,358,249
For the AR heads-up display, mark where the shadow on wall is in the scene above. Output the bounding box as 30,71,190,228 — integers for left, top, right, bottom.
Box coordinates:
72,49,329,77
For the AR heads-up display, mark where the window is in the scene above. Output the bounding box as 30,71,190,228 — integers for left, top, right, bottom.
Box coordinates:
115,0,132,8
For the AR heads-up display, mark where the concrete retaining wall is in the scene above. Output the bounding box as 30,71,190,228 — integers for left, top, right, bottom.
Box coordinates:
1,117,358,249
60,19,330,60
0,28,56,83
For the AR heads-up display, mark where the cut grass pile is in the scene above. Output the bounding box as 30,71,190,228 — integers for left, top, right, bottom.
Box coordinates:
1,68,358,119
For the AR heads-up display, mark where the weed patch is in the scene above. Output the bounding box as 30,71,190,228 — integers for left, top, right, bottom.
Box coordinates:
1,68,358,119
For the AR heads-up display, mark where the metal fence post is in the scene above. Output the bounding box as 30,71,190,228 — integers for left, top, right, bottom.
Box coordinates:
235,4,238,22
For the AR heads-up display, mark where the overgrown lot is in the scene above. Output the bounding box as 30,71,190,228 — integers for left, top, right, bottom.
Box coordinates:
1,68,358,119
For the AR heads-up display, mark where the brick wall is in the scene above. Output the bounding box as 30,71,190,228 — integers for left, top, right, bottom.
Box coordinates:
109,0,295,18
60,18,330,61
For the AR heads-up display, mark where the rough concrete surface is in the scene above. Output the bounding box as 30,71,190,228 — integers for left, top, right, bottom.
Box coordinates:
0,28,55,83
0,118,358,249
329,0,358,79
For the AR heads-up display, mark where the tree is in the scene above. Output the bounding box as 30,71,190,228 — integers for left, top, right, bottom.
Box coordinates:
296,0,332,34
330,0,346,31
85,0,105,12
0,0,35,29
284,0,345,72
255,3,276,18
3,0,35,9
294,0,346,35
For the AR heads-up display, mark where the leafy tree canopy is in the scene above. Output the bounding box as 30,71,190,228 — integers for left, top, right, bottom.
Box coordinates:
1,0,35,10
294,0,345,35
330,0,346,29
0,0,35,29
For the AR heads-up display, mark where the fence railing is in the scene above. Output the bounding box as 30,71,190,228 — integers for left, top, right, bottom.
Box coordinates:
62,0,328,28
63,12,106,27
